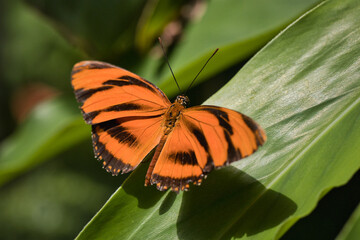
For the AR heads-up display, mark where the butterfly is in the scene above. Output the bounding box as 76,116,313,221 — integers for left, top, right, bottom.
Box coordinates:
71,51,266,193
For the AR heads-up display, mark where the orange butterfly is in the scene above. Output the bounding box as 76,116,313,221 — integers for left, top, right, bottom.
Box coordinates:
71,50,266,193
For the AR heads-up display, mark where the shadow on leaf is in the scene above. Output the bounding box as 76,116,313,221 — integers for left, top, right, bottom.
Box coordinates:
122,163,166,209
176,166,297,239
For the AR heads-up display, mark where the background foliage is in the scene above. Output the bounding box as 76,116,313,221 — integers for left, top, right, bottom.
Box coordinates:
0,0,359,239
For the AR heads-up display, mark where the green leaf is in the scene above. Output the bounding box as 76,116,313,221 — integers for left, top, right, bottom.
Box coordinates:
3,1,84,90
24,0,148,58
336,203,360,240
0,98,88,186
156,0,323,97
76,0,360,239
135,0,187,52
0,163,110,239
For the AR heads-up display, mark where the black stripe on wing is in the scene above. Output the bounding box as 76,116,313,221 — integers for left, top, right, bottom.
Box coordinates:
91,126,135,176
83,102,149,124
74,86,113,105
71,61,115,75
103,75,157,94
151,174,204,193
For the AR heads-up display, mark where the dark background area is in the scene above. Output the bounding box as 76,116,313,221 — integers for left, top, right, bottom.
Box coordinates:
0,0,358,239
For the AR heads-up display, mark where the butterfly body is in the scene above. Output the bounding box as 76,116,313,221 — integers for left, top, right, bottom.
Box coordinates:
163,95,188,132
71,60,266,193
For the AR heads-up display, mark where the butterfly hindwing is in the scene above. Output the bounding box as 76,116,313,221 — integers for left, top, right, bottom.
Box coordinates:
150,120,205,192
92,115,165,175
71,61,170,175
150,105,266,192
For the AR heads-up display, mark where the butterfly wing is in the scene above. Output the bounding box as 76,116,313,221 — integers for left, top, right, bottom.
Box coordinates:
72,61,171,124
150,105,266,192
91,116,165,175
150,121,204,192
71,61,170,175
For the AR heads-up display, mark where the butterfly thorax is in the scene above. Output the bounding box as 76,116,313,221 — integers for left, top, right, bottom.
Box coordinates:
163,95,189,135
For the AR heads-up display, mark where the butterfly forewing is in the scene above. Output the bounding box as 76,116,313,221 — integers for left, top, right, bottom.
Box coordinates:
183,106,266,165
71,61,171,124
71,61,170,175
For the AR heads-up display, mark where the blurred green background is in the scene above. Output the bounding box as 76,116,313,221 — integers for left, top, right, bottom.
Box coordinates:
0,0,359,239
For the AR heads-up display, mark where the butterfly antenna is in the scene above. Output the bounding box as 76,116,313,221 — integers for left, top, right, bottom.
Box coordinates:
185,48,219,95
158,37,181,92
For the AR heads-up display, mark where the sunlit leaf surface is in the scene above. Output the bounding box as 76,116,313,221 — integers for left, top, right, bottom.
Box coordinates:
76,0,360,239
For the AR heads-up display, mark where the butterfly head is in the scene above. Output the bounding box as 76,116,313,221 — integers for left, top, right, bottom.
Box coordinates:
175,95,190,107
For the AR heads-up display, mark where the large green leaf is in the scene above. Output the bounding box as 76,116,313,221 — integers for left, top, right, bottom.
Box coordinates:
0,98,88,186
76,0,360,239
336,203,360,240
